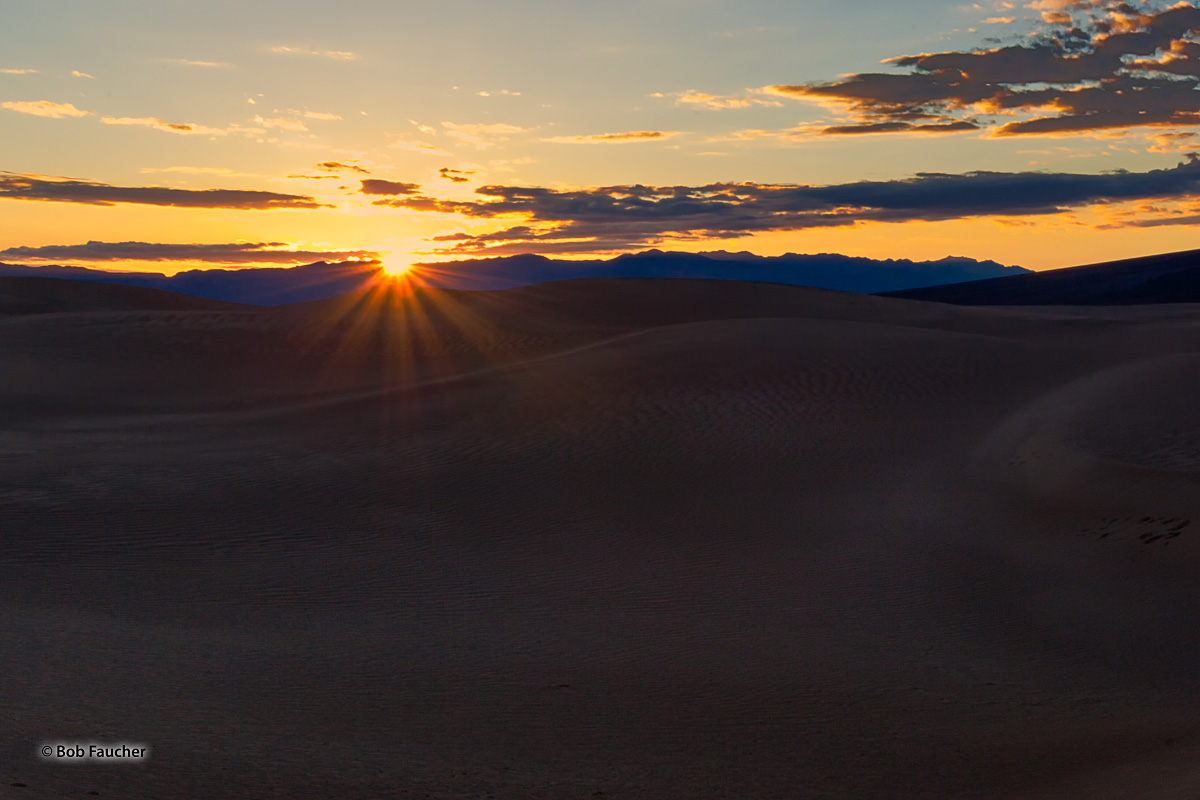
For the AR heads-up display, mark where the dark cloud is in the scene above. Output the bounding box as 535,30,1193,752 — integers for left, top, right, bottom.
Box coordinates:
1114,211,1200,227
823,120,978,135
438,167,475,183
358,178,421,195
0,241,379,264
372,156,1200,254
0,171,324,209
770,2,1200,137
317,161,369,174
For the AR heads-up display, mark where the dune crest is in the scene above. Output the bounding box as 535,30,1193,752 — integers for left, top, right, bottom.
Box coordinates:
975,354,1200,526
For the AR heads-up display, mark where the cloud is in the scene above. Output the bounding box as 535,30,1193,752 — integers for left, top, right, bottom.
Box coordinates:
1117,211,1200,227
317,161,368,174
140,166,263,177
442,121,531,149
0,68,38,75
270,46,359,61
165,59,231,67
542,130,682,143
409,119,437,136
822,120,979,135
252,115,307,132
767,1,1200,137
0,171,325,209
475,89,521,97
70,70,95,79
439,167,475,183
488,157,535,172
2,100,91,118
389,138,454,156
358,179,421,196
653,89,783,109
715,119,976,140
1146,130,1200,152
303,111,341,121
366,156,1200,254
101,116,226,135
0,240,378,264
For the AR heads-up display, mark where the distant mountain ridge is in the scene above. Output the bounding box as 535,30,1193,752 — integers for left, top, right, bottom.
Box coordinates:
0,249,1027,305
0,260,384,306
881,247,1200,305
418,250,1028,293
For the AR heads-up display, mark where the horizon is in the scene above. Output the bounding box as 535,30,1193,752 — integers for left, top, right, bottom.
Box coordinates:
0,246,1025,275
7,0,1200,277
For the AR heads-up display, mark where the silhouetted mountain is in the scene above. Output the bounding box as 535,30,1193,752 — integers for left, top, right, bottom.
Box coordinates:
421,250,1027,292
0,250,1025,306
881,248,1200,305
0,260,384,306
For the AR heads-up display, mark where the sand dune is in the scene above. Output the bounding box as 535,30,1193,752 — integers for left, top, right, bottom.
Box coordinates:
884,246,1200,306
4,276,1200,798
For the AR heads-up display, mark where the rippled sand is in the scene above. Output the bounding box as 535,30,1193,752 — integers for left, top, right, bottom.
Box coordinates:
4,277,1200,799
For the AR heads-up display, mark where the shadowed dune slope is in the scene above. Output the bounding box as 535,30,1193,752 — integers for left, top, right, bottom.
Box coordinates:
0,276,247,314
882,247,1200,305
5,277,1200,798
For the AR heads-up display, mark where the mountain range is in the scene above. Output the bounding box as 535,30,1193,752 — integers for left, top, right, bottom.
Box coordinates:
419,250,1027,293
0,250,1027,306
0,259,383,307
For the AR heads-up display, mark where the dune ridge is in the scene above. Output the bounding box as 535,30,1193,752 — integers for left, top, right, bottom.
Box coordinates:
883,247,1200,306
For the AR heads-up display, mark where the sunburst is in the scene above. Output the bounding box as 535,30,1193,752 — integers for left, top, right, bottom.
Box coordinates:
379,260,412,277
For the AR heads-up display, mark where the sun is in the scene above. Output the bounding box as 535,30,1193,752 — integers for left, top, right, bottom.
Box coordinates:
379,260,412,277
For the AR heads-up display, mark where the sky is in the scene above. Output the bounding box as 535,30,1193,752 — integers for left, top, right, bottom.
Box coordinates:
6,0,1200,274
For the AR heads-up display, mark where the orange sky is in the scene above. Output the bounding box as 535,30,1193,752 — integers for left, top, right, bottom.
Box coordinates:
5,0,1200,275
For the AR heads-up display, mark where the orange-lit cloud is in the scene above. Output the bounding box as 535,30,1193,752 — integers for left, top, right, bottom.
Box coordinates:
542,130,682,143
164,59,231,67
442,121,531,149
70,70,95,79
2,100,91,118
487,157,535,172
270,46,359,60
652,90,782,109
0,68,38,75
317,161,368,174
389,138,454,156
439,167,475,182
252,115,308,132
101,116,226,135
0,171,325,208
140,166,264,177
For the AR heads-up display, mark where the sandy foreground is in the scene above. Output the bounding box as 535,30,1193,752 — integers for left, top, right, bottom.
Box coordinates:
3,277,1200,799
